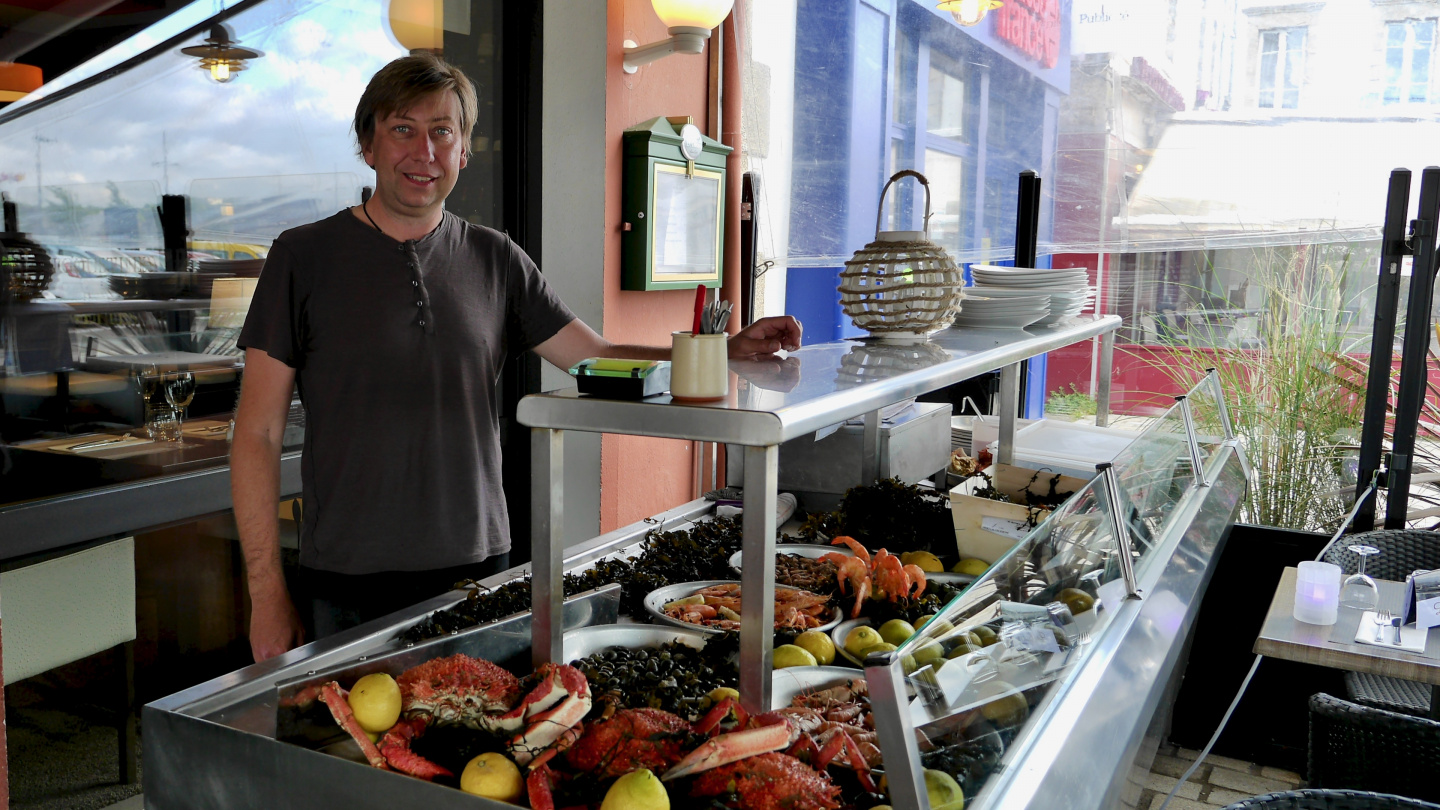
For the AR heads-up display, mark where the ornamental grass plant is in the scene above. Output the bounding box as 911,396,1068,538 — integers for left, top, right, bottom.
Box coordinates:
1122,243,1368,532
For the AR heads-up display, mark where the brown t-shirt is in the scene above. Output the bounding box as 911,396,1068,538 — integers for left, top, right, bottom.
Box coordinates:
238,209,575,574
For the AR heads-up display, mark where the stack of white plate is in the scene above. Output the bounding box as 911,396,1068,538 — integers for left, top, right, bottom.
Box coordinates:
951,294,1051,328
951,415,973,455
970,265,1094,327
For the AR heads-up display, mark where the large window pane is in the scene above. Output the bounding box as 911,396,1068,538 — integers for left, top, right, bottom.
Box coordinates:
923,149,963,253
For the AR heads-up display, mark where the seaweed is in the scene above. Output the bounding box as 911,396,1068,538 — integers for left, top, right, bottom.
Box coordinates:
798,478,954,554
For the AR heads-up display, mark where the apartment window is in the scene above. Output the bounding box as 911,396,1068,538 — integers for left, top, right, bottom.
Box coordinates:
1385,19,1436,105
1258,27,1305,108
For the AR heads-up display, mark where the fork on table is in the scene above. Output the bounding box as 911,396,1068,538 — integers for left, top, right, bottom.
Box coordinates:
1373,610,1393,643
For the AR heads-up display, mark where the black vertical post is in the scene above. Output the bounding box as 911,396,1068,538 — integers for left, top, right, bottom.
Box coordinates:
1386,166,1440,528
3,198,17,233
1014,170,1042,411
1354,169,1413,532
1014,170,1041,268
158,194,189,273
741,172,759,327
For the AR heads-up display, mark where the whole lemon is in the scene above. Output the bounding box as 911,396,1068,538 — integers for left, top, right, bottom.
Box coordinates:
844,625,883,658
707,686,739,704
773,644,818,669
347,673,401,733
1056,587,1096,615
924,768,966,810
878,619,917,646
911,640,945,667
902,551,945,573
601,768,670,810
460,752,525,802
794,630,836,666
952,558,990,576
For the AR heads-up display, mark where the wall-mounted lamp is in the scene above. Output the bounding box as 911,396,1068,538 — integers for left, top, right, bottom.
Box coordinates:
0,62,41,102
181,24,262,83
622,0,734,74
937,0,1003,27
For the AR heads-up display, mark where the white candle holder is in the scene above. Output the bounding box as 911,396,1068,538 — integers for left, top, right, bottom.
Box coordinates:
1294,561,1342,626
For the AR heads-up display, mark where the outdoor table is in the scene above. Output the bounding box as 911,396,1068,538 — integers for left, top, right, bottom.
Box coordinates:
1255,566,1440,718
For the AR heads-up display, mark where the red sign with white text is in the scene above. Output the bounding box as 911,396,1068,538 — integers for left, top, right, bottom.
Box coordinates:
993,0,1061,69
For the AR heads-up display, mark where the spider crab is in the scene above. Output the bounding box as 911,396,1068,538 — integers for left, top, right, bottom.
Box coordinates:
822,536,928,618
318,654,591,781
662,696,877,794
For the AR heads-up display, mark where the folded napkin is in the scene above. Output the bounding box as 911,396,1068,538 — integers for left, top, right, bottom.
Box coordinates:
1353,610,1429,653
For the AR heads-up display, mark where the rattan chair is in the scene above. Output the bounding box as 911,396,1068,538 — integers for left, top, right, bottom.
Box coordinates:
1322,529,1440,716
1307,693,1440,802
1220,790,1440,809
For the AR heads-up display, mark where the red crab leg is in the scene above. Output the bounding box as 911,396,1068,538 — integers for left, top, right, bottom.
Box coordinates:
830,536,872,566
377,716,453,780
318,682,390,770
694,696,749,736
661,722,791,781
528,763,559,810
526,722,584,771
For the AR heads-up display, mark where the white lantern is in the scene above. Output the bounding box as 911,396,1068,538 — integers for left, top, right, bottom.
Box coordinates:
838,171,966,342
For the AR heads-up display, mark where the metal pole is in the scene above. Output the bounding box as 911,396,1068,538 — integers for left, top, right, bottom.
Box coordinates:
862,410,882,483
1096,330,1115,427
866,653,929,810
1386,166,1440,528
739,444,779,714
1207,368,1235,441
1354,170,1413,532
531,428,565,668
1177,395,1210,488
998,363,1020,466
1097,462,1142,600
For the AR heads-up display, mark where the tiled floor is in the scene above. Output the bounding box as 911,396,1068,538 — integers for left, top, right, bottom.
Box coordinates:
1137,743,1305,809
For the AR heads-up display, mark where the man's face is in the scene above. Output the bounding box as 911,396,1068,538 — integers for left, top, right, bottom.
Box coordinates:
362,90,468,221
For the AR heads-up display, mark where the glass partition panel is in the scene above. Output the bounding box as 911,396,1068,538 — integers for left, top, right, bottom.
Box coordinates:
895,473,1126,804
1108,399,1193,549
1181,370,1232,470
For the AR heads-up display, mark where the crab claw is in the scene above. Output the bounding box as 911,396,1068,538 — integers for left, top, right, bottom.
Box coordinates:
830,536,871,566
318,682,390,771
507,665,592,767
694,696,749,736
527,763,559,810
378,716,453,780
661,722,792,781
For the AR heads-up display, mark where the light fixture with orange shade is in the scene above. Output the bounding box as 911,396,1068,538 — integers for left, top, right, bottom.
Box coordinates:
180,24,262,84
937,0,1003,27
623,0,734,74
388,0,443,53
0,62,42,103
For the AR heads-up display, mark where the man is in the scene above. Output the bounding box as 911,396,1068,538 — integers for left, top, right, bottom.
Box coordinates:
233,54,800,661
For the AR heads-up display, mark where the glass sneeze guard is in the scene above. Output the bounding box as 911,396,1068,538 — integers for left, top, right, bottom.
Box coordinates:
867,370,1237,810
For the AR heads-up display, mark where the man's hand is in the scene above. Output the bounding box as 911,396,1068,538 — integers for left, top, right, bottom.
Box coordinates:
249,586,305,662
728,316,802,359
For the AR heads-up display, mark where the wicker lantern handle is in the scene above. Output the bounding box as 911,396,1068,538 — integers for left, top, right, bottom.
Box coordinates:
874,170,932,239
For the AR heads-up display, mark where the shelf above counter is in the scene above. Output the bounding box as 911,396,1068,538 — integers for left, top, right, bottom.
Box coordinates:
517,316,1122,446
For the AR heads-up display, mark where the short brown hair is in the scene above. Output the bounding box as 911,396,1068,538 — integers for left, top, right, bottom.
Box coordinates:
354,53,479,157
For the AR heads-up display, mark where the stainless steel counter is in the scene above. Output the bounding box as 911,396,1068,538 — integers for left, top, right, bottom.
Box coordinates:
519,318,1123,712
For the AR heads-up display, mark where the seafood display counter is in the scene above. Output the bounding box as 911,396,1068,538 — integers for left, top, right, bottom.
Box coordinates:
143,322,1251,810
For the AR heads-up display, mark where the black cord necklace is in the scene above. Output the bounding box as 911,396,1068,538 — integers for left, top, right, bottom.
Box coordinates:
362,198,386,238
362,198,442,243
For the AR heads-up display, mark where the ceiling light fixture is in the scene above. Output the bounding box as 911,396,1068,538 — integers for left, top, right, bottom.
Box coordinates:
181,24,262,83
622,0,734,74
0,62,42,102
937,0,1003,27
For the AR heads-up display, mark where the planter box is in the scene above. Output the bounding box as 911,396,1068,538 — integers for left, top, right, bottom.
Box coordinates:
949,464,1087,562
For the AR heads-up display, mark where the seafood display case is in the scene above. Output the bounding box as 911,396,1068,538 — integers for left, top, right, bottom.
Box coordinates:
142,317,1248,809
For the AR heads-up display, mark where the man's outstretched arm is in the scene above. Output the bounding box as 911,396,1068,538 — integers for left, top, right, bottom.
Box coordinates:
231,347,306,661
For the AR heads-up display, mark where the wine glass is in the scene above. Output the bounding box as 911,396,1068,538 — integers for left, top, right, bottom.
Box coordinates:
1339,545,1380,611
164,372,196,443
